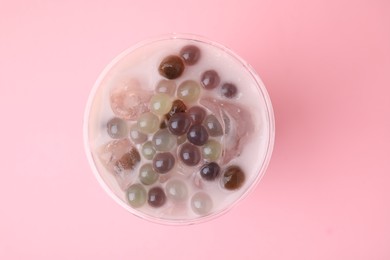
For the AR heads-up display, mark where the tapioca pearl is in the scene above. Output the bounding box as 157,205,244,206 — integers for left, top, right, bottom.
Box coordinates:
187,106,206,124
150,93,172,116
129,125,148,144
165,179,188,202
148,186,167,208
187,124,209,146
191,192,213,215
152,129,176,151
200,70,220,90
168,112,192,136
137,112,160,134
177,80,201,103
203,114,223,137
114,147,141,172
141,141,156,160
222,166,245,190
166,99,187,120
139,164,159,185
155,79,176,96
106,117,128,139
158,55,185,80
126,184,147,208
180,45,201,65
200,162,220,181
152,152,175,173
178,143,201,166
201,140,222,162
221,83,238,98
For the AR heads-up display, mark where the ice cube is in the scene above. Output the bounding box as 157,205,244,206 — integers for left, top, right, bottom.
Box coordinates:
97,138,140,190
110,78,152,120
200,97,254,164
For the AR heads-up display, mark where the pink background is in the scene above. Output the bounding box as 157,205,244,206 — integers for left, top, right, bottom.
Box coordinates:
1,0,389,259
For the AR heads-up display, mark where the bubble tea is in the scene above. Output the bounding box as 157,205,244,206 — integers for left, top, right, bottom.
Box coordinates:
84,34,274,224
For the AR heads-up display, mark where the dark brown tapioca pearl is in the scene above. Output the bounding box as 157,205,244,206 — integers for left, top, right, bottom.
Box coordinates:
188,106,206,124
179,143,201,166
166,99,187,120
200,162,221,181
221,83,238,98
180,45,201,65
148,187,166,208
222,166,245,190
152,152,175,174
114,148,141,172
107,117,128,139
187,124,209,146
158,55,185,79
203,114,223,136
168,112,192,136
201,70,220,90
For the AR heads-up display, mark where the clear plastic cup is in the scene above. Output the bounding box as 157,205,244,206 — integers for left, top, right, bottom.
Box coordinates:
84,34,275,225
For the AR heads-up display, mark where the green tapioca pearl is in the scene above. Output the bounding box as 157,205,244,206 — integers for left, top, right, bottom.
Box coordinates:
137,112,160,134
177,80,201,103
141,141,156,160
201,139,222,161
126,184,147,208
139,164,159,185
150,93,172,116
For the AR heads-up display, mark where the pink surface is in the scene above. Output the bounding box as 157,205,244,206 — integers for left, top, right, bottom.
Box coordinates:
1,0,389,259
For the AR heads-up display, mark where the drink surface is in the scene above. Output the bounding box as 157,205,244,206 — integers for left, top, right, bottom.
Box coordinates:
86,36,273,223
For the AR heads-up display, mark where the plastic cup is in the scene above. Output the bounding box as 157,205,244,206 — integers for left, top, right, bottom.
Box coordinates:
84,34,275,225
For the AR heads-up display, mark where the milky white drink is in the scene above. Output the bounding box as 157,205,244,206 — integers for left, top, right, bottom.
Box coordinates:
84,35,274,224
